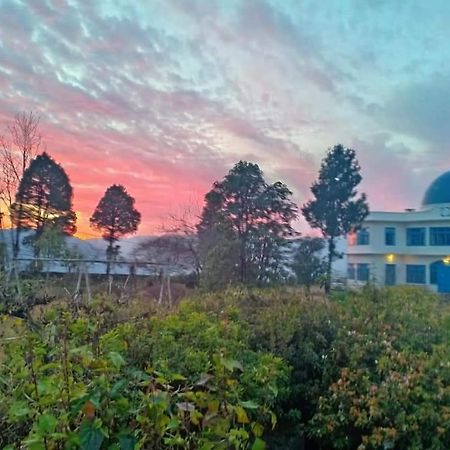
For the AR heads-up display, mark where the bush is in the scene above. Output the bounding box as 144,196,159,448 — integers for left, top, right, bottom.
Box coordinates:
2,285,450,449
0,300,288,449
182,286,450,449
309,286,450,449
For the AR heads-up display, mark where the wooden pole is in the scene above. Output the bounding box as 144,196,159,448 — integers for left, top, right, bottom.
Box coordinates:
84,263,92,304
158,268,164,305
167,274,172,308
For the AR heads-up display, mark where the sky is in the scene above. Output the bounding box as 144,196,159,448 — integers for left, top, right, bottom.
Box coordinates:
1,0,450,237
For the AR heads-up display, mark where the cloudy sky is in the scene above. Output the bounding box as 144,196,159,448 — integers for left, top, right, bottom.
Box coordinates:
1,0,450,236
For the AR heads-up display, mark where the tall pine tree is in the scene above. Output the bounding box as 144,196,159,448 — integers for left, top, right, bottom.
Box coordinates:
12,152,76,255
197,161,298,286
90,184,141,275
302,144,369,293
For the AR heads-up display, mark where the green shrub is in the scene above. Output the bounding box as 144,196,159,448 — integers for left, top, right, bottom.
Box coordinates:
3,285,450,449
0,301,288,449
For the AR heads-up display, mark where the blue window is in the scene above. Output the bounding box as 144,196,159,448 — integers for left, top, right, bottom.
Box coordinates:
357,263,370,281
430,227,450,246
406,228,426,246
356,228,370,245
406,265,426,284
347,263,356,280
385,227,396,246
385,264,396,286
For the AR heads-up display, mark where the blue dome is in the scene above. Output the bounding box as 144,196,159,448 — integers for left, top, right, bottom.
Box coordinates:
422,171,450,205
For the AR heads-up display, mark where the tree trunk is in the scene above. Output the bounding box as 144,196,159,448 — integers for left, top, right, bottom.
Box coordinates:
106,239,113,276
239,239,246,284
13,221,21,259
325,237,335,294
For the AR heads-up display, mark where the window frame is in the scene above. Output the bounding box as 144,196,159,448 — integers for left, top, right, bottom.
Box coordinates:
406,227,426,246
356,228,370,246
385,264,396,286
356,263,370,282
430,227,450,246
385,227,396,246
406,264,426,284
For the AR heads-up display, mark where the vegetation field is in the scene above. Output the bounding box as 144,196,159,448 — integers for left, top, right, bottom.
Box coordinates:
2,285,450,449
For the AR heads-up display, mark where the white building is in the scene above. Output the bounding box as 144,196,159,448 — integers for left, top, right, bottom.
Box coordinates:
347,171,450,292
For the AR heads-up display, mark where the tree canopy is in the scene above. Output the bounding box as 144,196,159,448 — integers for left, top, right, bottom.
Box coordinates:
197,161,298,286
11,152,76,239
302,144,369,292
90,184,141,273
291,236,327,292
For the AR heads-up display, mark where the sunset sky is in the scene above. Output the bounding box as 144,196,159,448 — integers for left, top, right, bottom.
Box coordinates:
1,0,450,237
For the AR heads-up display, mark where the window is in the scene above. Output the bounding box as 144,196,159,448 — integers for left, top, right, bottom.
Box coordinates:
385,227,396,246
356,228,370,245
385,264,396,286
406,228,426,246
347,263,356,280
357,263,370,281
406,265,426,284
430,227,450,246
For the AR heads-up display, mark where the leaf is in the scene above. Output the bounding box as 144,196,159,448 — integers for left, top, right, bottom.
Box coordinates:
235,405,250,424
221,358,244,372
108,351,125,369
240,400,259,409
37,413,57,434
82,400,96,419
9,400,31,418
37,377,59,396
196,373,214,387
111,380,126,398
165,418,181,431
171,373,187,381
119,435,136,450
251,437,266,450
79,421,104,450
251,422,264,437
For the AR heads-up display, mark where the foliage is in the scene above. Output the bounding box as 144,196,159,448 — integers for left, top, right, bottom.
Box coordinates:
309,286,450,449
197,161,297,287
183,286,450,449
291,237,327,291
11,152,76,245
200,227,240,291
0,298,287,449
302,144,369,292
2,285,450,449
0,272,54,319
90,185,141,274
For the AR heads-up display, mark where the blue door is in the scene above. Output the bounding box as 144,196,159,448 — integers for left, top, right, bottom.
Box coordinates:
437,265,450,293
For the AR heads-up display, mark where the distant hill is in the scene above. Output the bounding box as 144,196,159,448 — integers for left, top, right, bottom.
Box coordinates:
0,230,347,277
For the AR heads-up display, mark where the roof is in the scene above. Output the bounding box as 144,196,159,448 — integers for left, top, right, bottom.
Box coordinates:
423,171,450,206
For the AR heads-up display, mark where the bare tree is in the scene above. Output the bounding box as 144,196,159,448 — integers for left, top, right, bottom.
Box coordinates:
160,197,203,283
0,111,42,259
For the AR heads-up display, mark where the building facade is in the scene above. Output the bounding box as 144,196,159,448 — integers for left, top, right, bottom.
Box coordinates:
347,171,450,292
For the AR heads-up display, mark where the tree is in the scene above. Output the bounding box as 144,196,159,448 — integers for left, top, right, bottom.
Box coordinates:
0,111,41,258
199,223,240,291
11,152,76,255
33,225,75,273
160,198,203,285
302,144,369,293
197,161,298,286
291,237,327,293
90,184,141,275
